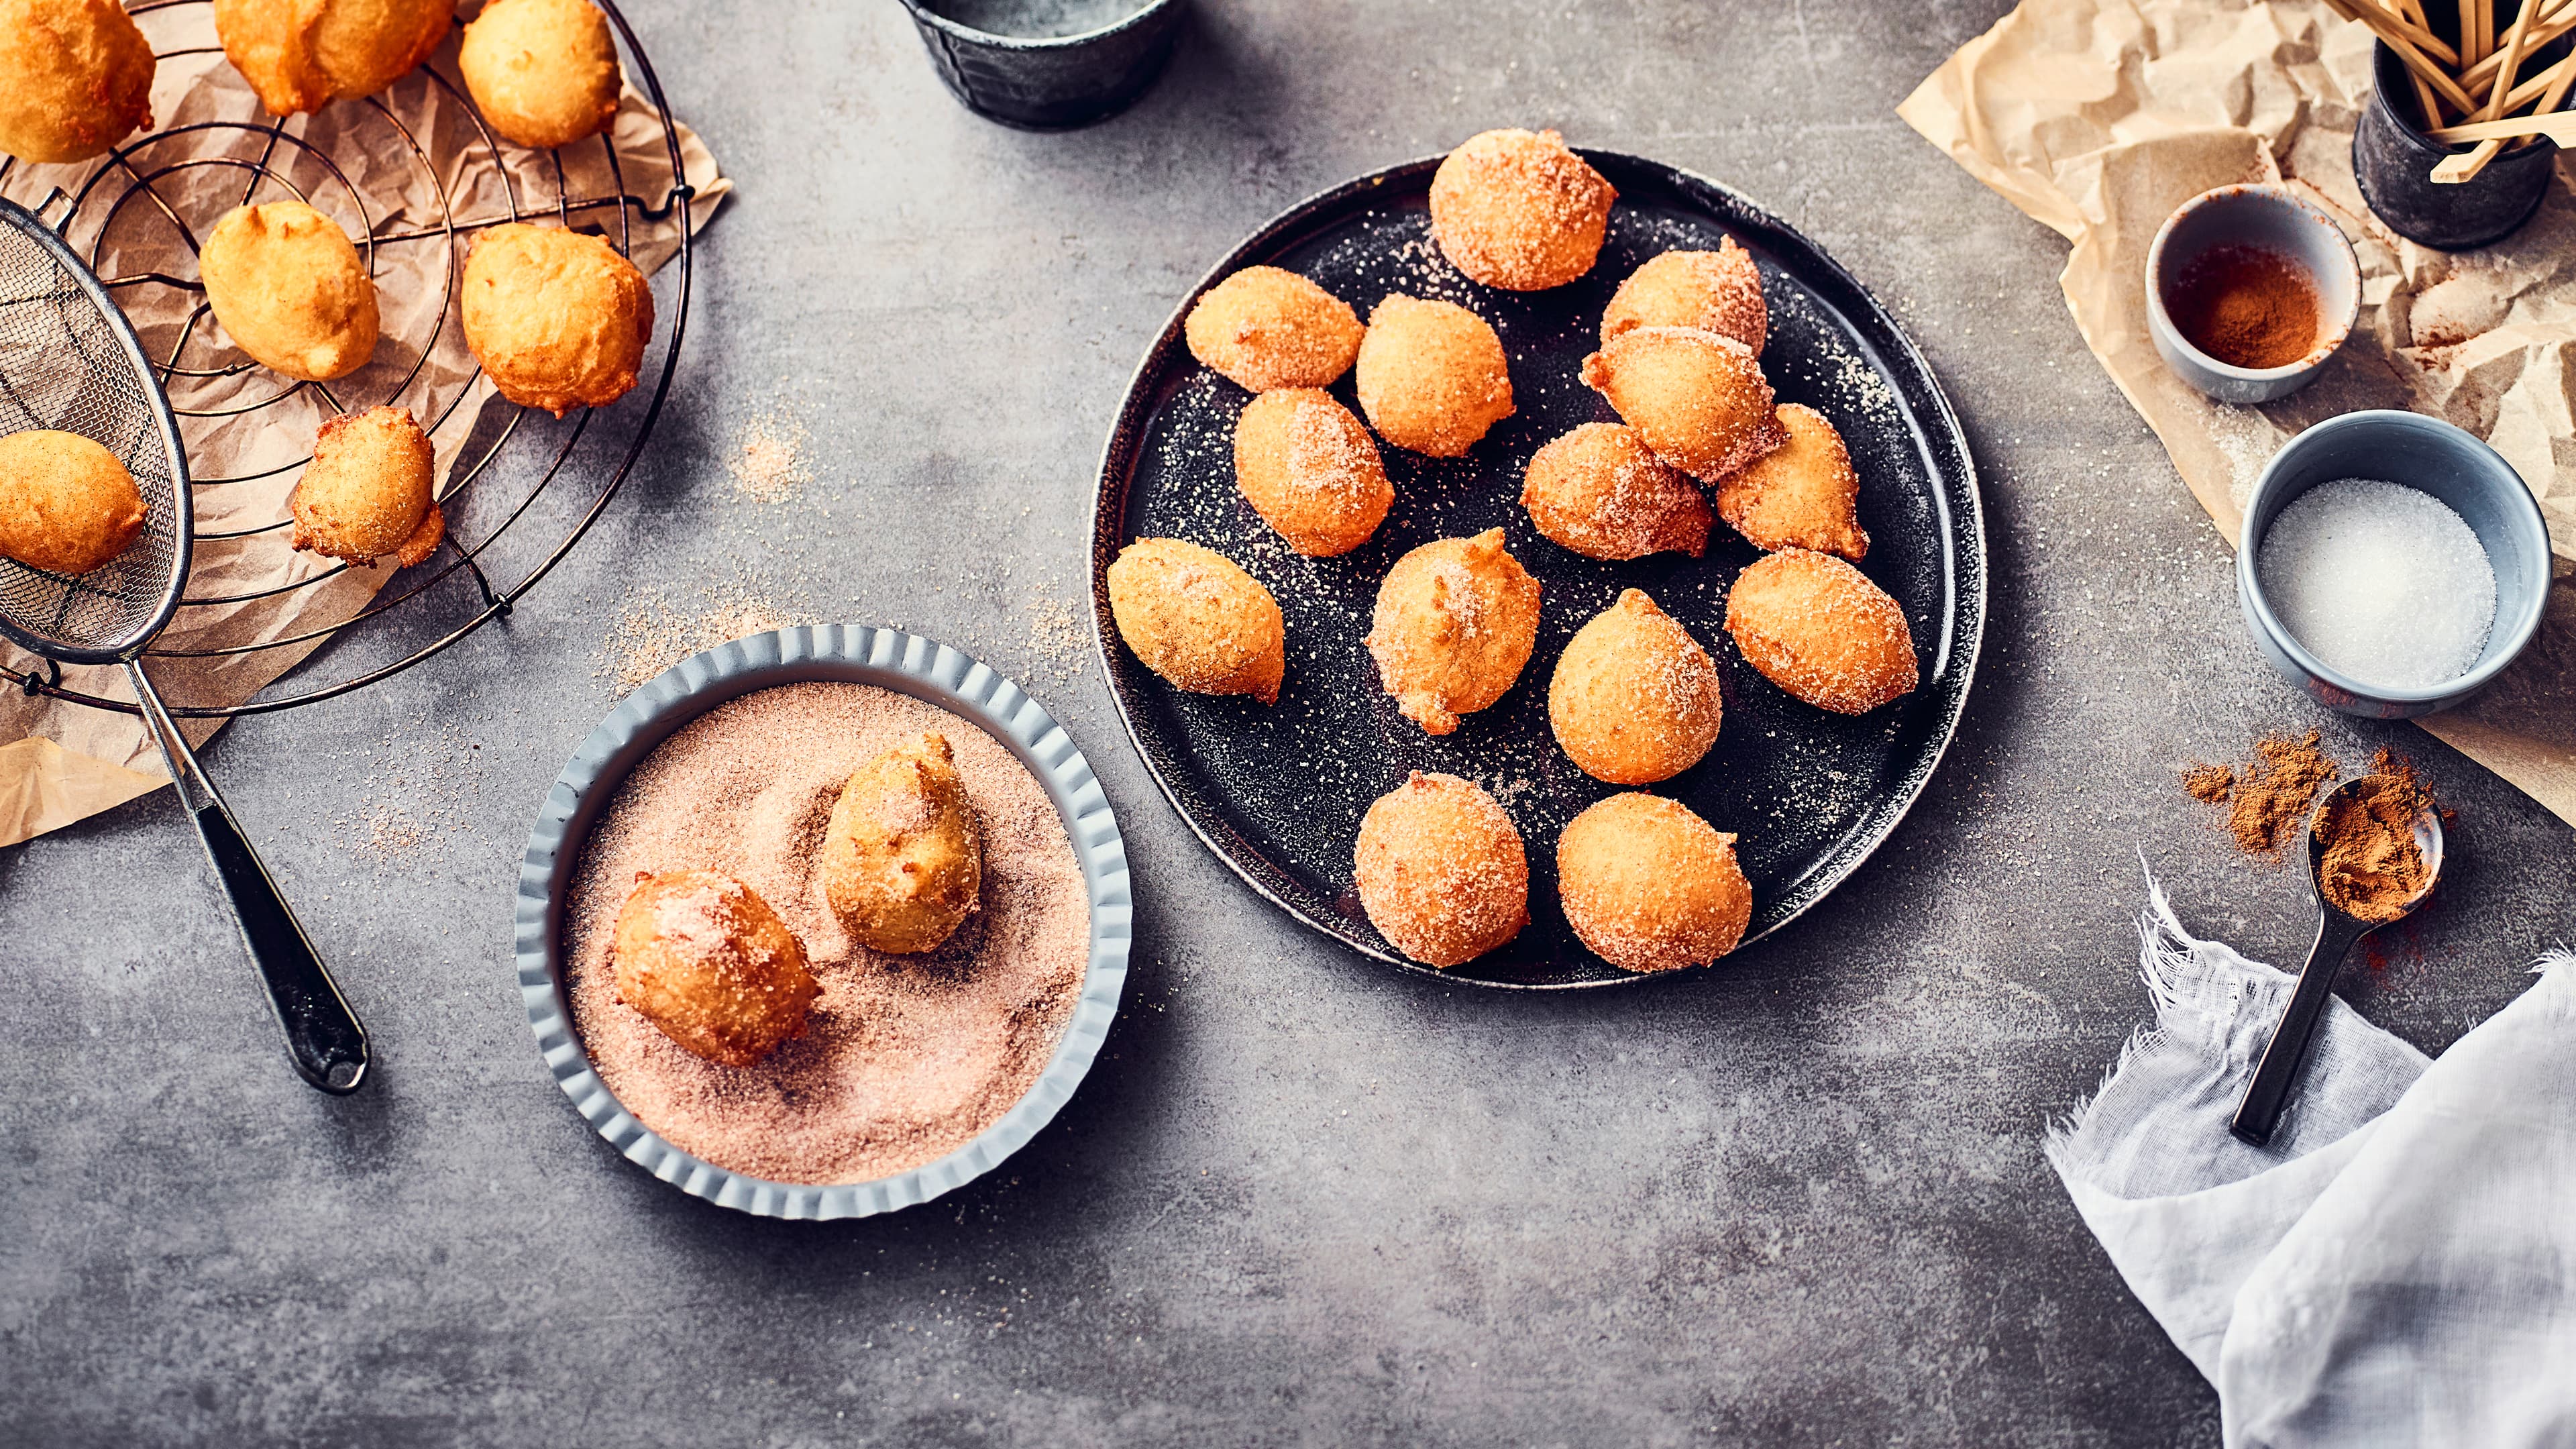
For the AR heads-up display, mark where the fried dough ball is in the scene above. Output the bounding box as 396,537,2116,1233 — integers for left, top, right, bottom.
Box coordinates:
458,0,622,151
213,0,455,115
1183,266,1363,393
289,406,442,568
1519,421,1710,561
1550,588,1721,785
1233,388,1391,557
1107,537,1285,704
1580,325,1786,484
0,0,154,164
1354,771,1529,967
1558,793,1752,973
1353,294,1514,458
0,429,145,574
462,222,653,416
821,733,982,955
1428,127,1617,292
1365,528,1541,736
1600,240,1767,352
1724,547,1917,714
199,202,380,383
610,869,820,1068
1717,404,1868,559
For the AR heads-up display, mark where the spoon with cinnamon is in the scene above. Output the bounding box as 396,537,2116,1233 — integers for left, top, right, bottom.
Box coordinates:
2230,771,2443,1147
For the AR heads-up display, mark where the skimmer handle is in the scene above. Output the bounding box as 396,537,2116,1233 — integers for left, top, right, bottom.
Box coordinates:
127,661,368,1093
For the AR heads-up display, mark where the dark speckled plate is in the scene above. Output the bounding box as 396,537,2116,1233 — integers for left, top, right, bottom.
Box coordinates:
1089,152,1985,989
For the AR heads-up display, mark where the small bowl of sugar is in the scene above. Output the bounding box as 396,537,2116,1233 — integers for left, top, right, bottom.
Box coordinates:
2239,410,2551,718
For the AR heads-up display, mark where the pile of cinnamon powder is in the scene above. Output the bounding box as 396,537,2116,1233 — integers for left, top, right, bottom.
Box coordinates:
2182,729,2339,854
2314,751,2435,924
566,682,1091,1185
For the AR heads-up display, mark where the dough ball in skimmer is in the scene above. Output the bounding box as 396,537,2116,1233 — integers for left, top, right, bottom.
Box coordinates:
0,429,147,575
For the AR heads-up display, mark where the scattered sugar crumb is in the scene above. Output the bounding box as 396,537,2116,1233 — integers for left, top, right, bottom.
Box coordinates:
600,580,798,692
731,410,812,504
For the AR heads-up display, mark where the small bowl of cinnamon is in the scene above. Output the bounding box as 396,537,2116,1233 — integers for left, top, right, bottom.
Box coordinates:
2145,183,2361,405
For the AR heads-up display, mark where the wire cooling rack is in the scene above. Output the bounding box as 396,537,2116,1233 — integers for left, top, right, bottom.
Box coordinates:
0,0,696,718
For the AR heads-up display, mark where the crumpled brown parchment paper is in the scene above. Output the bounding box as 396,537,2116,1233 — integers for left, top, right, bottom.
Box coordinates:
0,6,726,847
1900,0,2576,828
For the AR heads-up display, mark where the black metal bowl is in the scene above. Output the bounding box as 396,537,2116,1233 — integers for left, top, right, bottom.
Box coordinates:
1089,151,1987,989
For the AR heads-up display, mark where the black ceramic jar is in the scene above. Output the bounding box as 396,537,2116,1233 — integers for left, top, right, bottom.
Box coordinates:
900,0,1185,131
2353,41,2558,250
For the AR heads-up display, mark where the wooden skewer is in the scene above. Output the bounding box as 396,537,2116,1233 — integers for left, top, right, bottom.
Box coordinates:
2440,32,2576,178
2470,0,2495,66
2336,0,2488,113
2484,0,2542,115
2428,107,2576,142
2329,0,2466,65
2462,0,2576,90
2500,46,2576,110
2441,0,2546,181
2394,0,2453,123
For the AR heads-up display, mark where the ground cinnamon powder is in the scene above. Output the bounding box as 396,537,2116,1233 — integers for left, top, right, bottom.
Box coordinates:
2167,245,2321,370
2314,751,2434,924
2184,730,2339,854
566,682,1091,1185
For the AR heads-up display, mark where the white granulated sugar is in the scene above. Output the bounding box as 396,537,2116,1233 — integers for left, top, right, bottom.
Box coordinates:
2255,478,2496,690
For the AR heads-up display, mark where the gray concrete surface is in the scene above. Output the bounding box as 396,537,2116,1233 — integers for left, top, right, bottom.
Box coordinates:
6,2,2574,1445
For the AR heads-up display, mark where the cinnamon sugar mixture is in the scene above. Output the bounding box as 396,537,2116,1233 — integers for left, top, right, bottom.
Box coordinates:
566,682,1091,1185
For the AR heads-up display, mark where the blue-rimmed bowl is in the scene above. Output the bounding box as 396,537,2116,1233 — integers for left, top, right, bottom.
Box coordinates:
513,627,1132,1220
898,0,1185,130
2239,411,2552,718
2146,182,2361,405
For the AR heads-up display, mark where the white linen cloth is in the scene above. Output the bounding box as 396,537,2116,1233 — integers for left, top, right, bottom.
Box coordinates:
2047,881,2576,1447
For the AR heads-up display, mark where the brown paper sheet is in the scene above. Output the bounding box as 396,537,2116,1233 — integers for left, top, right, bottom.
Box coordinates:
0,9,727,848
1900,0,2576,827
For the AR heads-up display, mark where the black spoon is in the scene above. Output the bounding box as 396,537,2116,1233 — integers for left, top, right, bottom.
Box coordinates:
2231,777,2443,1146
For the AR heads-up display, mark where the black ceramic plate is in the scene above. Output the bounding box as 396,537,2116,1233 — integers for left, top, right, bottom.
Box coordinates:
1090,151,1984,989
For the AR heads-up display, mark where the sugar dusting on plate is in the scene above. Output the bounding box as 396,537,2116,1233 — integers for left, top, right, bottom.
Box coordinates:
2255,478,2496,691
564,682,1091,1186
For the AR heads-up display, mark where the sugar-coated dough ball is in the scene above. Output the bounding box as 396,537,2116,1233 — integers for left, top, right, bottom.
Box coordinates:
290,406,441,568
1428,127,1617,292
821,733,982,955
462,222,653,416
1354,771,1529,967
1558,792,1751,973
1580,325,1785,483
459,0,623,151
0,429,145,574
1724,547,1917,714
1354,294,1514,458
1365,527,1541,736
1519,421,1709,561
1184,266,1364,393
1717,404,1867,559
214,0,455,115
1550,588,1721,785
1232,388,1391,557
1600,240,1767,352
611,869,820,1067
200,202,380,383
1107,537,1285,704
0,0,154,164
